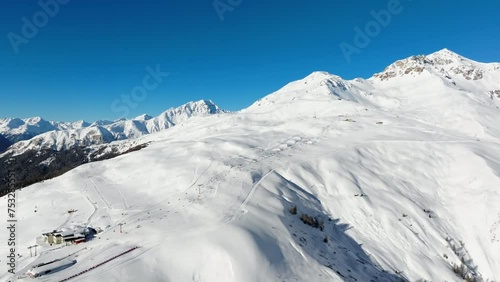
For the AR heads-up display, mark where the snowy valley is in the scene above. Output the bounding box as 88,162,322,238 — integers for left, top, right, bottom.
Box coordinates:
1,49,500,281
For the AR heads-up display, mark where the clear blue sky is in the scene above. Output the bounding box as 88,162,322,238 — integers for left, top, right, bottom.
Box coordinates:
1,0,499,122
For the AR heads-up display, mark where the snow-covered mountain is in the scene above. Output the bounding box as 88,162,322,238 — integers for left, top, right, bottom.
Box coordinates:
2,100,223,155
0,116,89,143
2,49,500,281
249,48,500,139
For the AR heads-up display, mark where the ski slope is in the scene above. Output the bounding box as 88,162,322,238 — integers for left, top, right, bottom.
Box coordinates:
1,49,500,281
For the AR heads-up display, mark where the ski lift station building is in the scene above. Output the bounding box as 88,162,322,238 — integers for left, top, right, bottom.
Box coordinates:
41,226,96,245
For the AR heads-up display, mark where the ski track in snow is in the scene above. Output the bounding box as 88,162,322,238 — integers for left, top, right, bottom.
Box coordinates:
87,177,113,211
85,194,99,226
225,134,361,224
96,175,130,210
57,210,75,230
230,169,276,222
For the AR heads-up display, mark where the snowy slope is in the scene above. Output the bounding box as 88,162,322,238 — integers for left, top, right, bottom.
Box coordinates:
1,50,500,282
364,48,500,139
2,100,223,155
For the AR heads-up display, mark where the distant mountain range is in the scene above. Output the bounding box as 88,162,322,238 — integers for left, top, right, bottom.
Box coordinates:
0,99,223,155
0,116,89,143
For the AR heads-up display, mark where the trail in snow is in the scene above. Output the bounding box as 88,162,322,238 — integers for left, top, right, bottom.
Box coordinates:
87,177,113,210
95,175,130,210
57,211,75,230
84,194,99,226
113,182,130,210
230,169,276,221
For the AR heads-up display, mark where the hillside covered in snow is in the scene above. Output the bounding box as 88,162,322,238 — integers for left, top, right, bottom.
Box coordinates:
1,49,499,281
0,100,224,196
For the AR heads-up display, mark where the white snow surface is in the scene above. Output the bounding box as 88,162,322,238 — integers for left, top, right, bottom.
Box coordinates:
1,49,500,281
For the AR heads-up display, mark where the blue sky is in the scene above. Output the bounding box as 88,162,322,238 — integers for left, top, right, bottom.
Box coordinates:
1,0,499,122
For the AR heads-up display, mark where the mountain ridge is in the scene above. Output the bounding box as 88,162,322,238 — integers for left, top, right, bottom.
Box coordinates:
1,99,223,155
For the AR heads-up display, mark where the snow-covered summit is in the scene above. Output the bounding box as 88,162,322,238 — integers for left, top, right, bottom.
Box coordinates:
371,48,500,84
68,120,91,128
133,114,153,121
245,49,500,141
181,99,221,114
245,70,367,117
427,48,469,64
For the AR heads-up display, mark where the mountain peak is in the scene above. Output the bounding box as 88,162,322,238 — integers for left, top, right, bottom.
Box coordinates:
189,99,217,107
182,99,222,114
371,48,484,81
304,71,334,80
371,54,431,80
431,48,458,56
24,116,45,124
429,48,469,60
72,120,90,127
427,48,469,65
133,114,153,121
